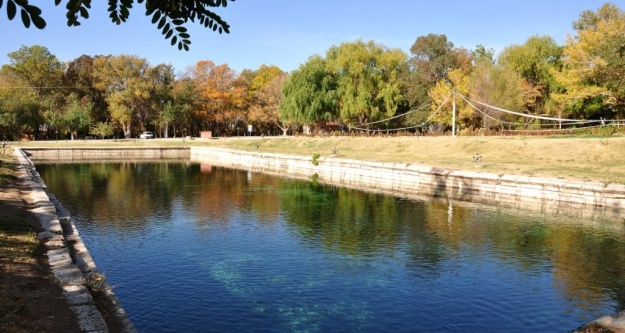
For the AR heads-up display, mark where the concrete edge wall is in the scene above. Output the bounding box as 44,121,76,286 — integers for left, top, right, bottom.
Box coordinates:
13,148,136,333
190,147,625,211
23,147,190,162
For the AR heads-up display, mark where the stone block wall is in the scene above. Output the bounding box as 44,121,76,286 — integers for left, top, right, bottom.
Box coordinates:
190,147,625,210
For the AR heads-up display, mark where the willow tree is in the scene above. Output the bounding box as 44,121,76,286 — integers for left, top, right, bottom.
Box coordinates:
326,40,407,128
279,55,338,134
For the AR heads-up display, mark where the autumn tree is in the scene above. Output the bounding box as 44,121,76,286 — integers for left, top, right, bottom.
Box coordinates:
246,65,289,135
326,40,407,128
552,2,625,118
92,55,152,138
191,60,246,135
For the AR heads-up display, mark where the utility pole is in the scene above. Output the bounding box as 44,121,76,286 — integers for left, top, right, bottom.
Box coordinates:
452,90,456,137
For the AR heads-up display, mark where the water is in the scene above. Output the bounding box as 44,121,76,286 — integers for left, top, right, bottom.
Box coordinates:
37,162,625,332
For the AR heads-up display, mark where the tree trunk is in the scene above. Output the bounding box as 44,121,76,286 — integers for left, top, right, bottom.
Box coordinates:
123,122,131,138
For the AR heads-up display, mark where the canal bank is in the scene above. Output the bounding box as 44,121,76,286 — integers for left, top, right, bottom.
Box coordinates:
17,149,623,328
189,147,625,210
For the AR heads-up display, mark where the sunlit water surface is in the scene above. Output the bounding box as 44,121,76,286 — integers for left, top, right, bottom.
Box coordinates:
37,162,625,333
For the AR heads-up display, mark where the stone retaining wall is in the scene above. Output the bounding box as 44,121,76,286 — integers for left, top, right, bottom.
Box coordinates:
24,147,190,162
14,148,136,333
190,147,625,210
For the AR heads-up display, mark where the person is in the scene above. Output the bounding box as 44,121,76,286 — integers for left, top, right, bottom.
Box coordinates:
1,140,6,154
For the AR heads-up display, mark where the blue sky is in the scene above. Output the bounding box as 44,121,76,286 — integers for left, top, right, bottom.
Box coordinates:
0,1,620,75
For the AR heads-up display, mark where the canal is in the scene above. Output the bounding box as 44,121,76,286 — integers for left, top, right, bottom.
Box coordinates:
36,161,625,333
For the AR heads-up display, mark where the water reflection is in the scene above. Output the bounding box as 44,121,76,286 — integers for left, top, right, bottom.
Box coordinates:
36,161,625,332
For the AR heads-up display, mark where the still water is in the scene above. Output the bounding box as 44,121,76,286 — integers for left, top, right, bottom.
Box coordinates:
37,162,625,333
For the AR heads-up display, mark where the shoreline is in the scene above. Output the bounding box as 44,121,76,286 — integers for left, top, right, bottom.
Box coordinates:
11,146,625,332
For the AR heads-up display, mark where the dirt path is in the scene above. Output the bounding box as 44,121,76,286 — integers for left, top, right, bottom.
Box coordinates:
0,167,83,332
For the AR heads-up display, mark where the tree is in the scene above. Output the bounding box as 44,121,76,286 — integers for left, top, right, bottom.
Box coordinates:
90,121,115,139
4,45,64,97
404,34,458,104
145,63,175,137
45,93,92,140
469,52,525,129
1,0,234,50
0,71,42,140
63,55,109,122
498,35,562,115
326,40,407,128
247,68,289,135
169,78,199,137
401,34,462,125
1,45,62,138
191,60,246,135
280,55,338,133
428,68,473,132
552,2,625,118
92,54,152,138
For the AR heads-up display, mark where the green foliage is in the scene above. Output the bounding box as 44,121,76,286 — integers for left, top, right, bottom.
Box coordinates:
326,40,407,126
280,55,338,125
311,153,320,166
5,45,64,95
498,35,562,115
3,0,46,29
404,34,458,107
89,121,115,139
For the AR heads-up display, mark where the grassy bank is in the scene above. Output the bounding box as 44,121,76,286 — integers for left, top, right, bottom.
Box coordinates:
13,134,625,184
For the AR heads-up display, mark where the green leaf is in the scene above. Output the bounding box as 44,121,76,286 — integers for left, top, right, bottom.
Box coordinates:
7,0,16,20
162,22,170,35
165,29,173,39
178,32,190,39
151,11,160,24
31,13,46,29
172,19,184,25
157,16,166,29
79,7,89,19
20,9,31,28
170,36,177,46
26,4,41,15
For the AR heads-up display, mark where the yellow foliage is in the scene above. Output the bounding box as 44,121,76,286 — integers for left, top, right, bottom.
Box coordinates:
428,68,473,129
